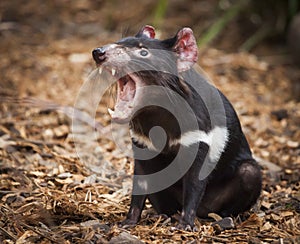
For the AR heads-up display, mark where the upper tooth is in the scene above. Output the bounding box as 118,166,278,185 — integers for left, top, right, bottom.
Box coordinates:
99,67,103,74
111,68,116,76
108,108,115,116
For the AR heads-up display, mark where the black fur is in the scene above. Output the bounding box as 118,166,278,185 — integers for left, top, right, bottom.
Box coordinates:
93,27,262,229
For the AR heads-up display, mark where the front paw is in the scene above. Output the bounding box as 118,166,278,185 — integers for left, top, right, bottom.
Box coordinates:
118,218,138,228
171,213,198,232
174,222,198,232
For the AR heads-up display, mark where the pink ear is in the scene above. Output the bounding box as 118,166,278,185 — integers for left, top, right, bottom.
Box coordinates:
136,25,155,38
174,28,198,72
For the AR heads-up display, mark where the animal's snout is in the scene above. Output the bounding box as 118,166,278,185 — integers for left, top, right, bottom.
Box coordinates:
92,47,106,64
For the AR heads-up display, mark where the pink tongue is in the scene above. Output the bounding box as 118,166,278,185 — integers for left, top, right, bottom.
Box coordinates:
120,80,135,101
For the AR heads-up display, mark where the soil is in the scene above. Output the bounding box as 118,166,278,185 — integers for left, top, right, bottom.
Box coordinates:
0,1,299,243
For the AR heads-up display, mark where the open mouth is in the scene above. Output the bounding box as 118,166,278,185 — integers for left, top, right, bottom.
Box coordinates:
101,67,140,123
117,75,136,103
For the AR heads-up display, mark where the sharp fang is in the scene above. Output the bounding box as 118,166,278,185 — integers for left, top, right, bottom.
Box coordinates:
99,67,103,74
111,68,116,76
108,108,115,116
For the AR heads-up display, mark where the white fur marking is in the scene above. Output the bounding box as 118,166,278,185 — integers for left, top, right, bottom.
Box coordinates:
130,130,157,151
170,127,229,162
130,127,229,163
208,127,228,162
172,130,210,147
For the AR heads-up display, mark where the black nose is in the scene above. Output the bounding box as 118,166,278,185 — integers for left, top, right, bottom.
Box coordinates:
92,47,106,64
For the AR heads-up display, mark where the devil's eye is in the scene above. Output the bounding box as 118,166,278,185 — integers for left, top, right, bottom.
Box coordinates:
139,49,149,56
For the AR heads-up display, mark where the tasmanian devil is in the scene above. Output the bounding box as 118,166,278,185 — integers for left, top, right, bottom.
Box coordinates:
92,25,262,229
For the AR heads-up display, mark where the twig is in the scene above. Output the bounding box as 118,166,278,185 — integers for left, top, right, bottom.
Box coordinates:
197,0,248,48
149,215,162,232
288,0,299,19
253,155,282,172
239,24,274,52
202,234,231,242
21,222,64,244
0,226,17,241
152,0,168,28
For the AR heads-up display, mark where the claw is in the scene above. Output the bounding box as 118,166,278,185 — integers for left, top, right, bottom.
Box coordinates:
174,222,198,232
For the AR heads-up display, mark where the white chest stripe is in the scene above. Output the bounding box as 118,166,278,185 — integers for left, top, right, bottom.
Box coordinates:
131,127,229,162
207,127,229,162
170,130,210,147
130,130,157,151
169,127,229,162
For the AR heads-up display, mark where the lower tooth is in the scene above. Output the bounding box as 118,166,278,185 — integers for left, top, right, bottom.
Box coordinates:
99,67,103,74
108,108,114,116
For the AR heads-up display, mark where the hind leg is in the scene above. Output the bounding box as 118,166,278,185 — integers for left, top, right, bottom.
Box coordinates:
218,160,262,216
148,185,183,216
198,160,262,217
